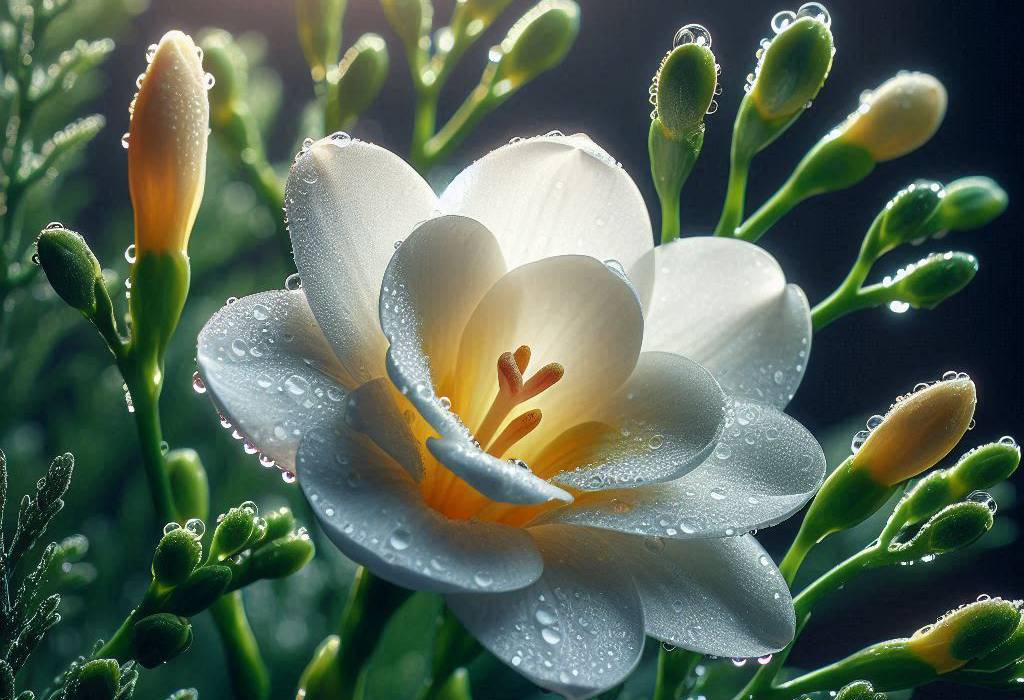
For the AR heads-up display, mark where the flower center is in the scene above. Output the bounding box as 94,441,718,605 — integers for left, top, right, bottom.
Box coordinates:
475,345,564,458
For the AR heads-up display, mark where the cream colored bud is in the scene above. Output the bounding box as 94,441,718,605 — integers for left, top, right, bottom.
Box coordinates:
853,377,976,486
128,30,210,256
839,71,946,162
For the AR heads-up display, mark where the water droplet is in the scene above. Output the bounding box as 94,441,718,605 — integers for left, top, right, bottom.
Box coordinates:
771,10,796,33
163,522,181,535
757,654,773,665
889,300,911,314
966,490,997,514
541,627,562,645
535,606,558,626
710,487,726,500
203,72,216,90
145,44,158,62
185,518,205,538
473,571,493,588
281,471,297,484
240,500,259,516
648,434,664,450
121,132,130,149
673,23,712,49
796,1,831,27
999,436,1018,448
192,371,206,393
439,396,452,410
284,273,302,291
124,244,136,263
389,528,411,550
866,414,884,430
731,657,747,667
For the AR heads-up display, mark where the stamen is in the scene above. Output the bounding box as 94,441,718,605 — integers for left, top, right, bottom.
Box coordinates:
487,409,543,458
513,345,531,373
474,345,565,449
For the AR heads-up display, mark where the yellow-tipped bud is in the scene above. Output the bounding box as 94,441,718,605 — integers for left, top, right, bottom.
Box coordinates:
854,377,976,486
128,30,210,256
838,71,947,162
907,598,1021,674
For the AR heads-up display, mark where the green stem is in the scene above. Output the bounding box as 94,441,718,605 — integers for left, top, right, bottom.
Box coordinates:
714,153,750,236
120,357,176,526
734,181,804,242
733,546,882,700
210,592,270,700
810,258,893,331
336,567,413,699
419,88,493,174
91,613,137,663
410,85,440,173
777,522,818,587
653,647,702,700
658,191,682,244
418,608,481,700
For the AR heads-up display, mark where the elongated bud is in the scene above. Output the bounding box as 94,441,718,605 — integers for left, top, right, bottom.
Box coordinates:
296,635,344,699
152,525,203,586
853,377,976,486
128,30,209,257
165,448,209,522
653,31,717,139
132,613,194,668
208,504,259,561
966,614,1024,673
908,598,1021,674
835,681,886,700
450,0,514,39
836,72,946,163
877,180,945,250
329,33,389,129
490,0,580,99
260,506,297,544
937,176,1008,232
165,565,232,616
296,0,346,81
886,499,994,564
65,658,120,700
748,13,834,122
889,440,1020,530
380,0,432,52
889,251,978,310
35,227,103,316
236,532,314,586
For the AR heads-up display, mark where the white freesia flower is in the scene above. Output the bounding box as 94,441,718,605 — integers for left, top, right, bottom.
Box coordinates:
196,132,825,698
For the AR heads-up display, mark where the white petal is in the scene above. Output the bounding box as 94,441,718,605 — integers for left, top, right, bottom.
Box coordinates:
446,524,645,699
287,137,438,384
426,437,572,505
196,290,349,472
439,134,654,298
551,352,726,490
297,421,543,593
343,379,423,481
634,238,811,408
537,398,825,539
453,255,645,460
603,532,795,657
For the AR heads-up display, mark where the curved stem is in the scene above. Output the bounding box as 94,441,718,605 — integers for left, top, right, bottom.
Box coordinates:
418,87,493,175
210,592,270,700
734,181,803,242
658,192,682,245
119,355,175,526
777,522,819,586
714,154,750,236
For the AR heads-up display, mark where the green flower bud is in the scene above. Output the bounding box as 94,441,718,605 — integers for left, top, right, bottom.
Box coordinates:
835,681,886,700
260,506,297,544
450,0,514,39
490,0,580,99
330,33,389,129
296,0,346,81
165,448,209,522
65,658,120,700
166,691,199,700
952,440,1021,492
296,635,343,699
131,613,194,668
209,504,259,561
198,29,248,126
800,457,894,541
967,614,1024,673
36,226,104,316
152,525,203,586
890,251,978,310
937,176,1008,232
380,0,432,53
887,500,994,563
878,180,945,249
748,15,834,122
165,564,232,617
240,532,315,585
652,34,717,139
908,598,1021,674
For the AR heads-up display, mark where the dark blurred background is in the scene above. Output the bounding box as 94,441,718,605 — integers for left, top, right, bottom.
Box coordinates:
6,0,1023,698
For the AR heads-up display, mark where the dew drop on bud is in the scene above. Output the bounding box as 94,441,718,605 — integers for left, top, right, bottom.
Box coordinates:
185,518,206,538
145,44,158,62
672,23,712,49
999,435,1018,448
771,10,796,33
163,522,181,535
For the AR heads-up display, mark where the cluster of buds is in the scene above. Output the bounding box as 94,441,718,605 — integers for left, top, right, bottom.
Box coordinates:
119,501,313,668
784,373,1020,580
